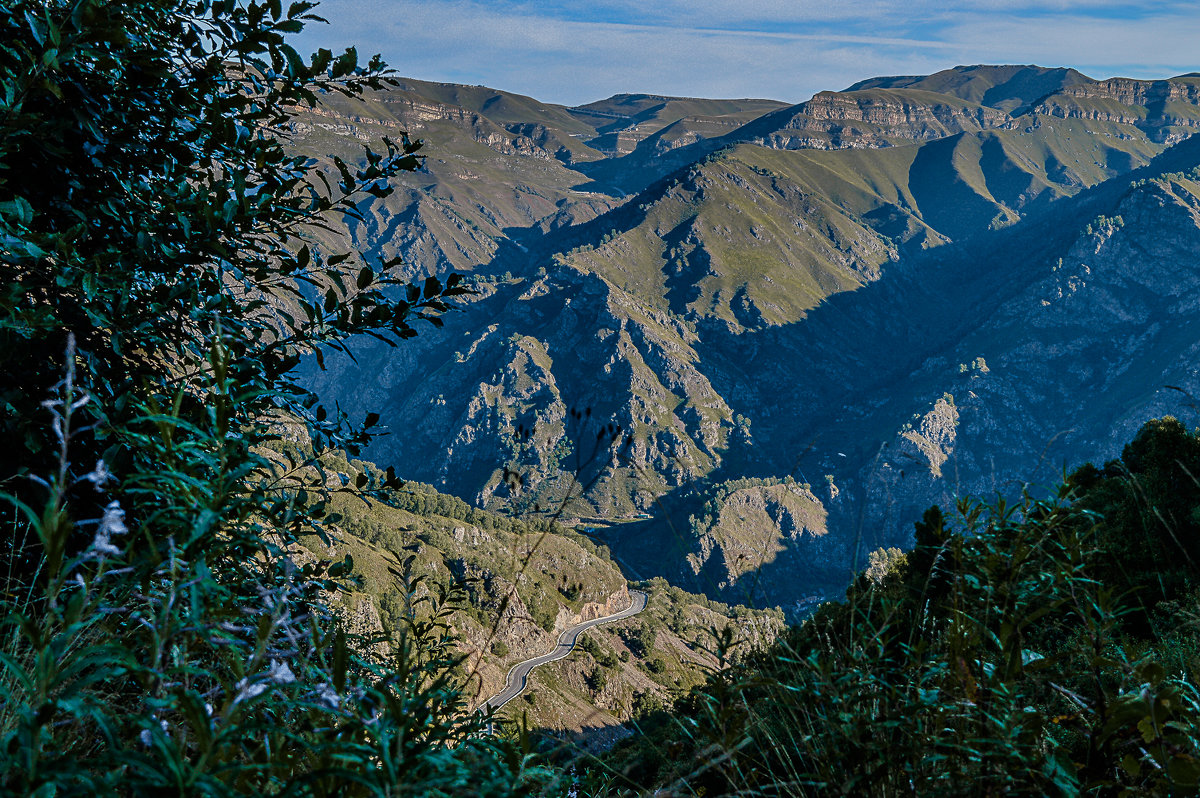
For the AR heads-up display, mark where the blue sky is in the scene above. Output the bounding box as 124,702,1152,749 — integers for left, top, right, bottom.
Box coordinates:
291,1,1200,106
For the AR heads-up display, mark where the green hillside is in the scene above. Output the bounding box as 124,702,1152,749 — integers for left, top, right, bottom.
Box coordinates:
296,451,784,731
551,110,1166,328
392,77,598,134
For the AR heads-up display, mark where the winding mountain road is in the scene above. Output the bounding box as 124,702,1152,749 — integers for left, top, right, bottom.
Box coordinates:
481,589,648,713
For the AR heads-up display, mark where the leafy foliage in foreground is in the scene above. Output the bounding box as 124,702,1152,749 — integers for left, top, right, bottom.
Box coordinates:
600,417,1200,796
0,1,544,794
7,4,1200,795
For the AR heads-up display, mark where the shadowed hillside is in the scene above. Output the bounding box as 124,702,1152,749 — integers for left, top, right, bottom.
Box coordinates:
296,66,1200,613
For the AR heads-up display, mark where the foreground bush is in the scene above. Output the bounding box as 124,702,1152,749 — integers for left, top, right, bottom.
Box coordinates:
600,418,1200,796
0,2,544,793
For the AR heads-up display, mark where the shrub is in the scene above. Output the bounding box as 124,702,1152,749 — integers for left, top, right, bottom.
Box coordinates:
597,421,1200,796
580,634,617,668
0,2,542,794
526,590,559,633
619,623,656,659
586,666,608,694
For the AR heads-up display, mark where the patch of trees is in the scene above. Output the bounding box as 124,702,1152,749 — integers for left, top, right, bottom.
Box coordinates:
393,479,570,536
579,634,618,668
619,623,658,659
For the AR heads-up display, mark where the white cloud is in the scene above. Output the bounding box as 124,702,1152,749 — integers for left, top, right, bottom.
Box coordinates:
291,0,1200,104
934,10,1200,78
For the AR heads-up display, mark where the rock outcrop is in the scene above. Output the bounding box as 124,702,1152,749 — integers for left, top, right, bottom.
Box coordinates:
294,66,1200,614
748,89,1012,151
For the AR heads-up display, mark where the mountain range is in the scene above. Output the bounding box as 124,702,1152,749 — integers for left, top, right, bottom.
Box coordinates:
293,64,1200,614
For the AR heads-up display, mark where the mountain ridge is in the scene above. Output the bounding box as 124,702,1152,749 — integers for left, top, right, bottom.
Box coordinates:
293,64,1200,612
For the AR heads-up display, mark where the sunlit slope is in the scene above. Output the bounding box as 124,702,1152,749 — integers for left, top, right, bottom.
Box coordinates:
390,77,598,134
698,139,1200,609
846,64,1091,112
295,67,1200,611
1026,76,1200,145
555,136,1200,613
584,73,1200,198
558,148,900,327
299,461,784,732
285,69,1199,286
300,119,1158,517
553,114,1168,328
737,88,1012,150
285,83,618,278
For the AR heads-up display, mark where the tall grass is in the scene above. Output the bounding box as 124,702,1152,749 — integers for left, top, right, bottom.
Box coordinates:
592,418,1200,795
0,338,557,795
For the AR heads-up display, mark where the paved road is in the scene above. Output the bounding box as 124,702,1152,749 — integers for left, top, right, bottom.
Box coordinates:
481,589,648,713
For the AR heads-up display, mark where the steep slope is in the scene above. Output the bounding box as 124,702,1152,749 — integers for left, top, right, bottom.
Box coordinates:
285,81,618,280
500,577,783,739
661,138,1200,611
735,88,1013,151
297,66,1200,613
567,94,786,156
559,118,1165,327
1026,76,1200,144
307,68,1195,504
302,452,783,731
303,266,736,517
568,72,1200,199
390,77,597,136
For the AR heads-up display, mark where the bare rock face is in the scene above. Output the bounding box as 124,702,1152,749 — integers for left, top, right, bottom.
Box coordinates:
1028,77,1200,142
1053,77,1200,111
747,89,1013,151
686,483,827,586
329,265,737,517
554,583,631,630
297,67,1200,612
644,143,1200,614
503,122,586,164
900,395,960,478
667,482,852,610
844,161,1200,570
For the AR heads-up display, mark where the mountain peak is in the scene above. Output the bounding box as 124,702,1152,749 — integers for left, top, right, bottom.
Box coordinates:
845,64,1093,112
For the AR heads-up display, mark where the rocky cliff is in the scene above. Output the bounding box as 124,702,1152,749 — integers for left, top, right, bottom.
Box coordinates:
295,66,1200,614
744,89,1013,151
1027,77,1200,143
